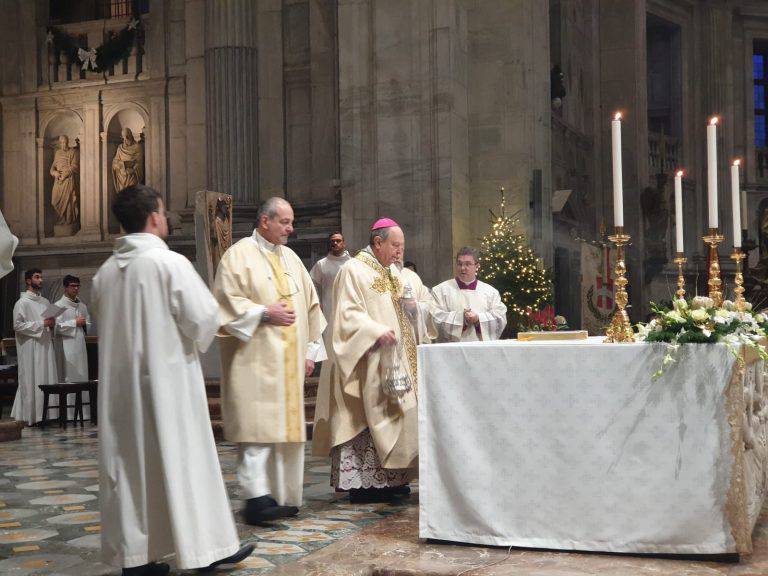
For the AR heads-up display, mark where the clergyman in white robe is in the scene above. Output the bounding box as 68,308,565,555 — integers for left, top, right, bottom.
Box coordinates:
11,283,60,425
94,192,247,570
431,247,507,342
55,278,92,420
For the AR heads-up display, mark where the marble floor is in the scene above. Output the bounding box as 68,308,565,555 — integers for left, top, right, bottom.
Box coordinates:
0,425,412,575
3,426,768,575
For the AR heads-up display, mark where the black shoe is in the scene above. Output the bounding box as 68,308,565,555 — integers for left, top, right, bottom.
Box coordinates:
243,495,299,525
389,485,411,497
198,543,255,572
122,563,170,576
349,487,395,504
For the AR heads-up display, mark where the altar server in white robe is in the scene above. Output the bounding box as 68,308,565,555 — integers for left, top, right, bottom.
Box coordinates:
11,268,59,425
93,185,253,576
431,246,507,342
214,197,326,525
309,232,350,455
54,275,91,375
309,232,350,321
396,258,437,344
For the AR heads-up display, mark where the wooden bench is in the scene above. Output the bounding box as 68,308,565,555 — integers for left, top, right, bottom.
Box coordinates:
38,381,98,428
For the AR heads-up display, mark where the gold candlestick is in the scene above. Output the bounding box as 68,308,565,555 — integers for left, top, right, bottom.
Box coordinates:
702,228,725,308
730,249,747,313
604,228,635,343
673,252,687,300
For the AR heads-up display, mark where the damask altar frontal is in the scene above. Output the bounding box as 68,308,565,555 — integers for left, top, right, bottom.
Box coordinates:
418,338,768,555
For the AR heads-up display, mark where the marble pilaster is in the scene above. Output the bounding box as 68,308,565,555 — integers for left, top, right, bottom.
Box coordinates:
78,97,100,241
205,0,259,206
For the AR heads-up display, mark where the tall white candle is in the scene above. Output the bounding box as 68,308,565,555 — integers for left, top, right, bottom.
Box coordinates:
732,160,742,248
611,112,624,227
707,117,719,228
674,170,684,253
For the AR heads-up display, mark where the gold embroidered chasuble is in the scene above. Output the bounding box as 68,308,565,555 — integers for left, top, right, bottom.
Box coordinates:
311,249,419,470
214,233,325,443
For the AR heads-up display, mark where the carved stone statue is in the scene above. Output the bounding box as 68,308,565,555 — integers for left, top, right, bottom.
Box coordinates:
194,190,233,287
112,127,145,192
50,135,80,236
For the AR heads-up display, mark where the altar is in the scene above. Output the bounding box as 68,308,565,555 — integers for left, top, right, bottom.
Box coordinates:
418,337,768,555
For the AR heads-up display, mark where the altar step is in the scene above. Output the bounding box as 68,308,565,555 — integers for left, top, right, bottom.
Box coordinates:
206,377,319,442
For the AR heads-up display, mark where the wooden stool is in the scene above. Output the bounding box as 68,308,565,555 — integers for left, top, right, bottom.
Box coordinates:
39,381,98,427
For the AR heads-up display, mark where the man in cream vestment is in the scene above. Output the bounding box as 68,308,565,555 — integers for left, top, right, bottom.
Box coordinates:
431,246,507,342
314,218,420,503
94,185,252,576
215,197,326,524
11,269,59,425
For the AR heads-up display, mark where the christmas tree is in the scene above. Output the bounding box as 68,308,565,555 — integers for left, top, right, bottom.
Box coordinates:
478,189,553,330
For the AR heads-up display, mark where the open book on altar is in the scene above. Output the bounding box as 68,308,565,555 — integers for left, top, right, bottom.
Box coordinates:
516,330,588,341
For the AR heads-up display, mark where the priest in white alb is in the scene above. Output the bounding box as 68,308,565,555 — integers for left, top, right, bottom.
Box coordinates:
214,197,326,525
309,232,350,455
313,218,420,503
93,185,253,576
11,268,59,425
431,246,507,342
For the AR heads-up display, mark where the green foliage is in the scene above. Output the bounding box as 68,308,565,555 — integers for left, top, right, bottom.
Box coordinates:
478,207,553,329
48,20,141,74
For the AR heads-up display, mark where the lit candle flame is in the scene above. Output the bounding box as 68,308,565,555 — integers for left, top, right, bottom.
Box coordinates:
710,116,719,126
676,170,684,177
734,159,741,166
614,112,622,121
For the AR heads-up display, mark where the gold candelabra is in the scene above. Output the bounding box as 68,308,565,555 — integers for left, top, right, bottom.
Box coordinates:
604,228,635,343
702,228,725,308
673,253,686,300
730,249,747,314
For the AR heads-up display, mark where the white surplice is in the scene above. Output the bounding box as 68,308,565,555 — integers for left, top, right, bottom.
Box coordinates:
54,296,91,382
54,296,91,419
431,279,507,342
93,233,239,569
10,291,59,425
309,251,350,325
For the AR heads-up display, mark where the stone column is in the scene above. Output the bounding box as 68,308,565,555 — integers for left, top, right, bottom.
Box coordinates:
257,0,284,198
598,0,648,318
205,0,259,206
696,2,735,250
467,0,552,264
79,95,101,240
338,0,468,285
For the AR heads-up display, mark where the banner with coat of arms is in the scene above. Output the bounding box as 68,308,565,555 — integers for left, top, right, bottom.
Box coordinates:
581,242,616,335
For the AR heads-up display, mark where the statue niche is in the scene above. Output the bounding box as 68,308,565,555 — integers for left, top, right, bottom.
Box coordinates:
50,135,80,236
112,127,145,193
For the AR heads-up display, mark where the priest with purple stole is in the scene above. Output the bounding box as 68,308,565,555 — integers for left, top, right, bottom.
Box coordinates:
431,246,507,342
313,218,420,503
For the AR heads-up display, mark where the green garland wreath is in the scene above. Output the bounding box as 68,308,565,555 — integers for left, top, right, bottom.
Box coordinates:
48,18,144,74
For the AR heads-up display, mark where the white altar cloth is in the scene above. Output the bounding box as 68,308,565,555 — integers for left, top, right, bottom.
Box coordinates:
418,337,768,554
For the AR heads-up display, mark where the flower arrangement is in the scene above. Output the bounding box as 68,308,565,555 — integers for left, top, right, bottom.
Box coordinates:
524,305,569,331
637,297,768,378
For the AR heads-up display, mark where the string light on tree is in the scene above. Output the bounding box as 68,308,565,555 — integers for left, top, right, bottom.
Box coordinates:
478,187,553,330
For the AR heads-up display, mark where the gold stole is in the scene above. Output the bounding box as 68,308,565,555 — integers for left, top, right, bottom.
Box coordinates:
265,251,302,441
